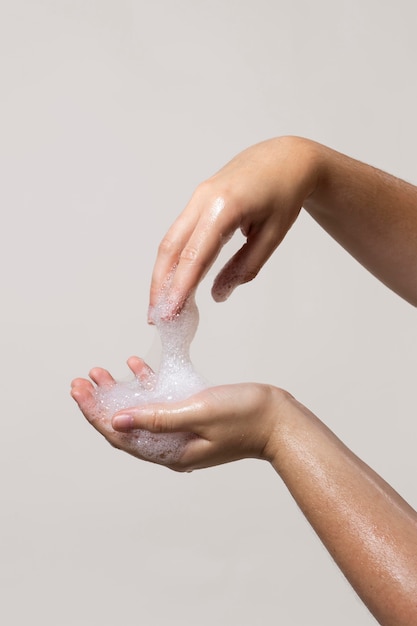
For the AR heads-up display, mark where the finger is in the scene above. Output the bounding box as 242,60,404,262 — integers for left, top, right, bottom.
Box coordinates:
149,206,200,312
111,396,209,433
71,378,110,437
211,221,281,302
127,356,155,383
166,199,239,312
72,374,124,445
70,377,95,406
89,367,116,387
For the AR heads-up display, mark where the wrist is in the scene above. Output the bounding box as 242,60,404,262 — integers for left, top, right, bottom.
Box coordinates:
275,135,325,204
260,386,299,465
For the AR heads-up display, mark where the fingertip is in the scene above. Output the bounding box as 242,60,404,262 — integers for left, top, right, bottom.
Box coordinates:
112,413,135,432
126,355,143,371
71,388,81,402
211,288,229,303
153,292,187,322
70,377,85,389
89,367,115,386
70,378,92,400
211,280,235,303
88,367,105,381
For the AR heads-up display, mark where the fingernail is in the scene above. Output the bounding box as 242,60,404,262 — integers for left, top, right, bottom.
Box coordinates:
112,414,134,431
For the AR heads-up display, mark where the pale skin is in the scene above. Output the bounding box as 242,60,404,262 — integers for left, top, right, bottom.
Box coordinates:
71,136,417,626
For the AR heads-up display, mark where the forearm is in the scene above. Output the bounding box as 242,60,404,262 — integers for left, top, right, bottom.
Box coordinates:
303,140,417,305
269,396,417,625
108,375,417,623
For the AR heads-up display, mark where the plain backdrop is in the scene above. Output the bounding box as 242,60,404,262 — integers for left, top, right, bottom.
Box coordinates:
1,1,416,625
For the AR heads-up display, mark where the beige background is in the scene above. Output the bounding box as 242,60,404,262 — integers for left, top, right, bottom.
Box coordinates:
1,1,416,624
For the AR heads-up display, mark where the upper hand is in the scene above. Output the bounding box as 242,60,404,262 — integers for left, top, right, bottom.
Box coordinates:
149,136,321,316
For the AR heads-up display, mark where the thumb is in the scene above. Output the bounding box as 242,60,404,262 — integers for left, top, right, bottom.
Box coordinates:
111,399,203,433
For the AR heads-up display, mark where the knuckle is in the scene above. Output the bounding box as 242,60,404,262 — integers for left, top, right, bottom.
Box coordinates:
179,244,200,265
192,178,213,199
158,236,178,258
193,180,239,218
149,410,168,434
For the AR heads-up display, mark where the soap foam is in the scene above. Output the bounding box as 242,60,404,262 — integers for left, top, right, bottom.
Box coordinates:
92,285,206,465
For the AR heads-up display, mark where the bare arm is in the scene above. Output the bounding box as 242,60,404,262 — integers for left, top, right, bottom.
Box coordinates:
150,136,417,312
305,143,417,305
111,384,417,626
73,136,417,623
269,396,417,626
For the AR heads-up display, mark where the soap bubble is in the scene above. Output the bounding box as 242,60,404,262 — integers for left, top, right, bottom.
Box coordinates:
93,282,206,464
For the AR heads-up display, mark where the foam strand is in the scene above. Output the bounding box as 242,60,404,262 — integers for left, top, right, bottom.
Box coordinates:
93,284,206,464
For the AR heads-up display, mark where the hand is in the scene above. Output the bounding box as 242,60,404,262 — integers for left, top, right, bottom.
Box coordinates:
71,356,162,461
111,382,292,471
149,136,321,316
